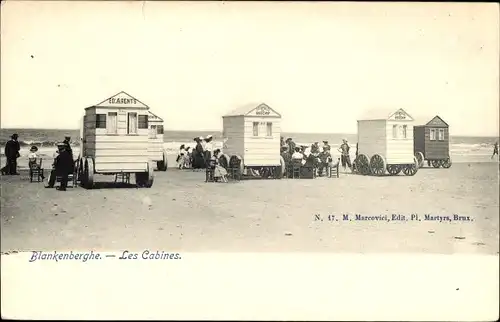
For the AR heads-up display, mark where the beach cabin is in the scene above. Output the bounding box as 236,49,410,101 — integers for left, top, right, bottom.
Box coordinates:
148,111,168,171
413,115,451,168
78,91,154,188
355,108,418,176
221,103,286,179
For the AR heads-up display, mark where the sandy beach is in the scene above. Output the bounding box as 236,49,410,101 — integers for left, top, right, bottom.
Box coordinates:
1,162,498,254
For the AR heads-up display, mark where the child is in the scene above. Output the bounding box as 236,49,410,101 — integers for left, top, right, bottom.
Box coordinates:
177,144,186,169
28,145,45,179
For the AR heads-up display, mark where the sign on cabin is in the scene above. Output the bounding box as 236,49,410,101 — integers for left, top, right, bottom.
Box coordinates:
96,91,148,108
388,109,413,121
247,104,279,117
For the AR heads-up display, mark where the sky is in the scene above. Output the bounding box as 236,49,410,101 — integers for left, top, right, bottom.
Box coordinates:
1,1,499,136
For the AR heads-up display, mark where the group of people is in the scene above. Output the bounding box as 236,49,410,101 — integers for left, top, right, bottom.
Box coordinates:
1,133,75,191
176,134,228,181
280,137,356,174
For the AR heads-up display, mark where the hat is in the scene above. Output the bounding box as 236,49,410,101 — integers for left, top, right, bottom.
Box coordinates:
342,138,348,143
206,135,213,140
323,140,328,144
30,145,38,152
64,136,71,140
11,133,18,138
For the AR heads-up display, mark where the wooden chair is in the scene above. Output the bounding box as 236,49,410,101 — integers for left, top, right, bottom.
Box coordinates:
291,159,302,179
205,158,216,182
29,158,44,182
328,158,340,178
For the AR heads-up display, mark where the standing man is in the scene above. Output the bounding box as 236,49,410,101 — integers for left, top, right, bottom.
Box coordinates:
46,143,74,190
492,141,499,160
287,138,296,155
1,133,21,175
338,139,352,173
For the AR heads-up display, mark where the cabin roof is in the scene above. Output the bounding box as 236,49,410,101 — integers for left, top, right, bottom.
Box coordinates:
223,102,281,117
148,110,164,122
357,107,414,121
413,115,449,127
85,91,150,110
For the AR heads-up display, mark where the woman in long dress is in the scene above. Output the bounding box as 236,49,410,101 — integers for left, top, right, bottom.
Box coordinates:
193,137,206,170
212,149,228,182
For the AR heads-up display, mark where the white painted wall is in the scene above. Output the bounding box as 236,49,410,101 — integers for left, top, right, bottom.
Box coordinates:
243,116,281,166
385,120,415,164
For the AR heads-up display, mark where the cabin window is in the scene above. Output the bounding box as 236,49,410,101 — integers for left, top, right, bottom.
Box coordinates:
96,114,106,129
402,125,407,139
430,128,436,141
106,112,118,134
127,112,138,134
149,125,157,139
138,115,148,129
438,128,445,141
392,125,398,138
253,122,259,136
266,122,273,137
157,125,164,134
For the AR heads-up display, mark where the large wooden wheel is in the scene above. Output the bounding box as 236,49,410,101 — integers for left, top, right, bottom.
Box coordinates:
219,154,230,169
442,157,452,169
83,157,94,189
144,162,154,188
355,154,370,175
402,160,418,176
157,150,168,171
370,154,386,176
278,155,286,178
386,164,402,176
77,158,84,183
415,151,425,168
431,160,441,168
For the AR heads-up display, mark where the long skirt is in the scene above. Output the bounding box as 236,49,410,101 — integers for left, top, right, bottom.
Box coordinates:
214,165,227,178
193,153,205,169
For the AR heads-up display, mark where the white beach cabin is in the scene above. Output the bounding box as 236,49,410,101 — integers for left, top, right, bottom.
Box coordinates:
221,103,285,178
78,91,154,188
355,108,418,176
148,111,168,171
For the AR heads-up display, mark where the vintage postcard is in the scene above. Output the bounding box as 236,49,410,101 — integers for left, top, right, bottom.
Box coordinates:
1,1,499,320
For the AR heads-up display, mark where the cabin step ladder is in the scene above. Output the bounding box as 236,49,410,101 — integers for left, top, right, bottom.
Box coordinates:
115,173,131,184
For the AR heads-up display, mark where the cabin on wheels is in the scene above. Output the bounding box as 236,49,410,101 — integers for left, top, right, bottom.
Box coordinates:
221,103,286,179
148,111,168,171
78,91,155,189
413,115,451,169
355,108,418,176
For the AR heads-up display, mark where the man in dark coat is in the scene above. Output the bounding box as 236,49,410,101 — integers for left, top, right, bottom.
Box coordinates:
1,133,21,175
46,143,74,190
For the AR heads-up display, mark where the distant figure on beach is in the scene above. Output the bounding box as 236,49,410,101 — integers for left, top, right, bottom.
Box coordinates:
1,133,20,175
28,146,45,179
287,138,296,154
322,140,331,151
204,135,214,165
212,149,228,183
492,141,498,160
338,139,352,172
192,137,205,170
318,146,332,176
177,144,187,169
46,143,74,191
63,136,73,159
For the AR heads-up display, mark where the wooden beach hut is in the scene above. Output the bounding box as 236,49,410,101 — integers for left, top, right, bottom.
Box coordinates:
413,115,451,168
355,108,418,176
148,111,168,171
221,103,286,179
78,91,154,188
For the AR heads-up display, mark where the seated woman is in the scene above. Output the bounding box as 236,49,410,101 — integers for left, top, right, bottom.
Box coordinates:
211,149,228,183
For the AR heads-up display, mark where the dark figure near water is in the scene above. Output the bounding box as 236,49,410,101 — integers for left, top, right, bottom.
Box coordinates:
46,143,74,191
492,141,498,159
1,133,21,175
